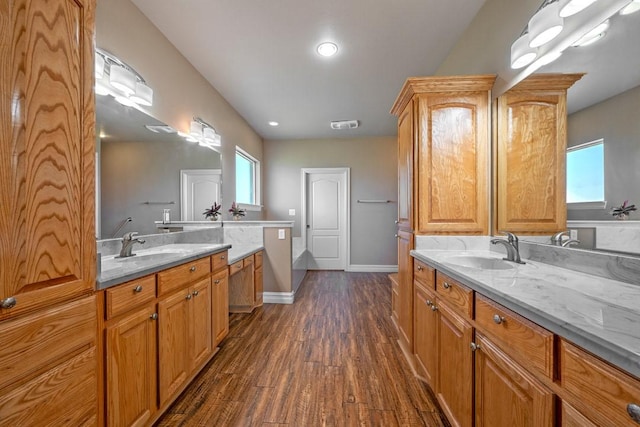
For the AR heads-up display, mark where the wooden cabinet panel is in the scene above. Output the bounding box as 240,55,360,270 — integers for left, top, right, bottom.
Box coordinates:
560,400,598,427
255,265,263,307
228,260,244,276
157,257,210,296
212,269,229,346
243,255,254,268
211,250,228,272
560,339,640,427
397,229,414,355
474,333,554,427
437,300,474,427
414,260,434,289
0,0,96,320
397,100,414,231
229,260,255,313
496,74,582,234
106,305,157,427
106,275,156,319
389,273,399,328
254,250,263,269
436,272,473,318
191,278,213,369
158,289,190,405
414,281,438,385
475,295,553,378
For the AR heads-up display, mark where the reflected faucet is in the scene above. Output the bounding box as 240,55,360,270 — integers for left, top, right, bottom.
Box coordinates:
562,238,581,247
551,231,570,246
491,231,525,264
118,232,146,258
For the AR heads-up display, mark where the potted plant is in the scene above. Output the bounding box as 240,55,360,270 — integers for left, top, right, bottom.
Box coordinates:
611,200,636,220
228,201,246,220
203,202,221,221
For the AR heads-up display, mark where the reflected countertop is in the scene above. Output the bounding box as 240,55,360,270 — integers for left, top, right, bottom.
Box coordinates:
411,249,640,379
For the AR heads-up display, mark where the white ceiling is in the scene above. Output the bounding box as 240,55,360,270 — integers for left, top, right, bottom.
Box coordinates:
130,0,487,140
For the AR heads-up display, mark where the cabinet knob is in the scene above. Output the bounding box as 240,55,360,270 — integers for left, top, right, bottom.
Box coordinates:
190,266,197,272
470,342,480,352
417,266,423,271
220,255,226,260
493,314,506,325
426,299,433,307
150,313,158,320
431,305,438,312
133,285,143,293
394,220,399,224
442,282,451,289
192,290,199,297
186,294,192,300
214,279,220,284
395,234,399,238
628,403,640,423
0,296,16,309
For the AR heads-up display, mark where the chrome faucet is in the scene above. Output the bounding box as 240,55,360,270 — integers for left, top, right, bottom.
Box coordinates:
551,231,570,246
491,231,525,264
561,238,581,247
118,232,146,258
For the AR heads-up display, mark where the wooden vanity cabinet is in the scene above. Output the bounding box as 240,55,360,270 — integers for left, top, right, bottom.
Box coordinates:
229,252,263,313
397,229,414,358
212,269,229,346
496,74,583,234
413,278,437,385
254,251,264,307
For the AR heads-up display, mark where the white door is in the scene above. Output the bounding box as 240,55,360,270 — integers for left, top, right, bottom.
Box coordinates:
180,169,222,221
306,171,348,270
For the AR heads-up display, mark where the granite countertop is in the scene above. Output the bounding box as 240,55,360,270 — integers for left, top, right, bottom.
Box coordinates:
227,244,264,264
411,249,640,379
98,243,231,290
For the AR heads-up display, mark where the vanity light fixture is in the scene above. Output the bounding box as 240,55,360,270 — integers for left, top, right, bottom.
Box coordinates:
511,33,538,69
559,0,598,18
528,1,564,48
572,19,610,46
620,0,640,15
317,42,338,57
181,117,221,150
95,48,154,108
534,49,563,67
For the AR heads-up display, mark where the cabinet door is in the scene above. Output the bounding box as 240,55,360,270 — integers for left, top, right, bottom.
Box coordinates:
106,305,157,427
437,300,473,427
474,333,554,427
397,229,414,355
254,265,263,307
397,100,414,231
414,282,437,386
0,0,96,319
560,400,598,427
415,92,489,235
212,270,229,346
190,278,213,370
158,289,191,405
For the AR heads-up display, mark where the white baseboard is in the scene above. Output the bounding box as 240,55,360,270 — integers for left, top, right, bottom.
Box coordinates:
346,264,398,273
263,291,295,304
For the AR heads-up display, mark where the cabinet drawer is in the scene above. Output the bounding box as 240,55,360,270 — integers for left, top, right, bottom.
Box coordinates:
243,255,254,268
436,272,473,318
414,260,434,289
105,275,156,319
476,295,553,378
211,250,228,272
158,257,211,296
212,268,228,286
560,339,640,427
255,251,263,268
229,260,244,276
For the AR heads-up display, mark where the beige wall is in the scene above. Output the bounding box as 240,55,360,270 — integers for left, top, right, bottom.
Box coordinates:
96,0,263,218
263,137,397,267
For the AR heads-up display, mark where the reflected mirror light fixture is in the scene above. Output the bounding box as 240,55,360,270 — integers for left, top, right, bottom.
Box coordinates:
559,0,598,17
620,0,640,15
317,42,338,57
572,19,610,46
511,32,538,68
529,1,564,48
181,117,221,151
95,48,154,108
534,50,563,67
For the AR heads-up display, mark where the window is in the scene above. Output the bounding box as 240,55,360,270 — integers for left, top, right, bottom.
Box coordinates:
235,147,261,209
566,139,605,209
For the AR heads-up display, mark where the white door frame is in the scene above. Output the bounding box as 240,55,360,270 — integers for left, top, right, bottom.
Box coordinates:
180,169,223,220
301,167,350,270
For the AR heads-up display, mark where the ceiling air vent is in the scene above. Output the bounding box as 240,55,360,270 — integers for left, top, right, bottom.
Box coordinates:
330,120,359,130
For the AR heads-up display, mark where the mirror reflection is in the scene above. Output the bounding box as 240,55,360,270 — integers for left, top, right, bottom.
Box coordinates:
512,7,640,255
96,95,222,238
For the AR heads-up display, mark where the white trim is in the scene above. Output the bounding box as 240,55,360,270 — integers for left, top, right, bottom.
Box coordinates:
263,291,295,304
347,264,399,273
301,167,351,270
568,201,607,210
237,203,263,212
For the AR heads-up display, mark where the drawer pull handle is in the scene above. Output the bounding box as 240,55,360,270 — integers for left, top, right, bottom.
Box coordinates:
190,266,197,272
470,342,480,352
186,294,192,300
150,313,158,320
628,403,640,423
133,285,143,293
430,305,438,312
493,314,506,325
0,297,17,309
221,255,226,260
417,265,423,271
214,280,221,284
442,282,451,289
192,290,199,297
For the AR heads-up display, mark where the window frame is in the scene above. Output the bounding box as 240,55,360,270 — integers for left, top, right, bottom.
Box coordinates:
566,138,606,210
235,146,261,211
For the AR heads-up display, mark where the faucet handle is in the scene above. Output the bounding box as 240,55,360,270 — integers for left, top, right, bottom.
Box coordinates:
498,230,518,243
122,231,138,240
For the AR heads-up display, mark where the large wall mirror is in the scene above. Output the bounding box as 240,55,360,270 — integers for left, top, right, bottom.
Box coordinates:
511,7,640,255
96,95,222,238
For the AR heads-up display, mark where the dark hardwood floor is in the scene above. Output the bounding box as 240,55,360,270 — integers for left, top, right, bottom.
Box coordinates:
156,271,448,426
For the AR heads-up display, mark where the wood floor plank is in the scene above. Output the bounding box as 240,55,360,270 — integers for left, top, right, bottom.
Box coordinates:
156,271,448,426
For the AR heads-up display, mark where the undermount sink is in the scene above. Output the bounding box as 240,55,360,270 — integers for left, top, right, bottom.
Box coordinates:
443,255,515,270
114,252,179,263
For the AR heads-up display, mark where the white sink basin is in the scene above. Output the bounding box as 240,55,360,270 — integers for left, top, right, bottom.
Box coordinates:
443,255,515,270
113,252,178,263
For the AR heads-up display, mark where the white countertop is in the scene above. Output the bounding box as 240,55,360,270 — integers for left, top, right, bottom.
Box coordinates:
227,244,264,264
411,249,640,379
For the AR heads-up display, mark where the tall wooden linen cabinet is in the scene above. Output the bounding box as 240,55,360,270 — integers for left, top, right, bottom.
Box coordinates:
391,76,495,360
0,0,98,424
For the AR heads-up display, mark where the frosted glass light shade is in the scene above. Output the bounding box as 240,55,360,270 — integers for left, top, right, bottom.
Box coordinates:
511,33,538,69
559,0,598,18
190,121,203,138
536,50,563,67
203,127,217,143
620,0,640,15
110,65,136,95
114,95,136,107
529,2,564,48
129,82,153,106
572,19,609,46
95,54,105,79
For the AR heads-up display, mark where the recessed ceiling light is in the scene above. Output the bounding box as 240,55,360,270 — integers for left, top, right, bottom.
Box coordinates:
317,42,338,57
268,121,279,127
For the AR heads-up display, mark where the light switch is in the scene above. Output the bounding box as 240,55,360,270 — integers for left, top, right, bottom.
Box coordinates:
278,229,285,240
288,209,296,216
